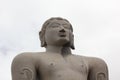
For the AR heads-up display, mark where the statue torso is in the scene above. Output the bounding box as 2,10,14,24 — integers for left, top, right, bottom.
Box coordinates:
34,53,89,80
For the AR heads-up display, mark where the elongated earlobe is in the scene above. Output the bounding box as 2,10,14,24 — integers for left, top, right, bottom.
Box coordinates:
39,31,47,47
70,33,75,49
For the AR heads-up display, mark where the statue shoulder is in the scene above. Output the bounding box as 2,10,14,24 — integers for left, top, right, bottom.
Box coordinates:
12,53,35,68
85,57,109,80
11,52,39,80
86,57,108,69
12,52,45,66
12,53,34,62
11,52,44,80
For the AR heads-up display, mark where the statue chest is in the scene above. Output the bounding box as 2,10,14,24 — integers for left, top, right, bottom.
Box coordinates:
37,55,88,76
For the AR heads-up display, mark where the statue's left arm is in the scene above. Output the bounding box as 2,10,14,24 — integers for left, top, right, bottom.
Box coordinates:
87,57,109,80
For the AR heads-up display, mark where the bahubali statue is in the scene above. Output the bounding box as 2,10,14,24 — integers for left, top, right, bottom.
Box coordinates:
11,17,109,80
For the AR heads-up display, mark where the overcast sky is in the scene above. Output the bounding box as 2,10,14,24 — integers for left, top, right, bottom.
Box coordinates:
0,0,120,80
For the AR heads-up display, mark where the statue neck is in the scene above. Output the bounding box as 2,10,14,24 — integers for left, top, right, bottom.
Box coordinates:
46,45,63,54
45,45,72,56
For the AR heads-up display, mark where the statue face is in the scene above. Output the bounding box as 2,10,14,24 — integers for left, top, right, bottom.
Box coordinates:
45,20,72,46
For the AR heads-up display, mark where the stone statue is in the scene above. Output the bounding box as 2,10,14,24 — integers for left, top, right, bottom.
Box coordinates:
11,17,109,80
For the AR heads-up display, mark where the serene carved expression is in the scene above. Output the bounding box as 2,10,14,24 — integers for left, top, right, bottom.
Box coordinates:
45,20,72,46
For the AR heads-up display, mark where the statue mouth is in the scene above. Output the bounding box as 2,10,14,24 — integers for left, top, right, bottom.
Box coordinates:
59,33,66,37
60,35,66,37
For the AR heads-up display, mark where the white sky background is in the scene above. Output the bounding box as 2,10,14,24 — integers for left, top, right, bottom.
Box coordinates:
0,0,120,80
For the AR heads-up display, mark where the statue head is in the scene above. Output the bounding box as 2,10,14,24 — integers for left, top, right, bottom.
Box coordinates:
39,17,75,49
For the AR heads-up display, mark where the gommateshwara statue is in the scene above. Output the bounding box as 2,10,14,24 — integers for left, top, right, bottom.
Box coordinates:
11,17,109,80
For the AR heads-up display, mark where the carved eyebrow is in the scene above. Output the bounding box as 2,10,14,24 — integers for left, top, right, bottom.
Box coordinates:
62,24,69,26
62,23,67,25
50,23,60,25
62,24,71,28
49,22,70,29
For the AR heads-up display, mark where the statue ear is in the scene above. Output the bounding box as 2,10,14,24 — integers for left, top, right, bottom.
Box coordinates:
70,34,75,49
39,31,47,47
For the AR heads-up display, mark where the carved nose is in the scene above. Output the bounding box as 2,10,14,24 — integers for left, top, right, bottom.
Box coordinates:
59,29,65,32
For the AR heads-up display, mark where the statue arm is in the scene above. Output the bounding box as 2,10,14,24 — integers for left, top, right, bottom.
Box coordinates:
88,57,109,80
11,53,36,80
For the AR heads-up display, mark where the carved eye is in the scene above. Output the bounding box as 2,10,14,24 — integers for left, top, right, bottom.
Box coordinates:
49,23,59,28
51,25,59,28
63,24,71,30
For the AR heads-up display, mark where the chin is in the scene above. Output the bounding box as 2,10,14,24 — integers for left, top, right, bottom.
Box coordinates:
56,37,69,46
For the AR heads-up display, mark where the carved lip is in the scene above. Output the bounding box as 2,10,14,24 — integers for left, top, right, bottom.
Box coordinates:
58,32,66,37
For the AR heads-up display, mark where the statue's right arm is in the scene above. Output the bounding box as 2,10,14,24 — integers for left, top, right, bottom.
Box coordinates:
11,53,36,80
